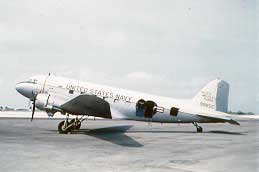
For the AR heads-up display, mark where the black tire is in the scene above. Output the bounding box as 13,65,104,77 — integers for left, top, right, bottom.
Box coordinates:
58,121,69,134
75,122,81,130
197,126,203,133
70,119,76,129
70,119,81,130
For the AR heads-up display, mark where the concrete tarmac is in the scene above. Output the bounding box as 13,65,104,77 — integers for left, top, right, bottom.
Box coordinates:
0,118,258,172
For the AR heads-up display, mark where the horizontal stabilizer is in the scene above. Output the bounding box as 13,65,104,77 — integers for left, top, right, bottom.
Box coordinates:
197,112,240,125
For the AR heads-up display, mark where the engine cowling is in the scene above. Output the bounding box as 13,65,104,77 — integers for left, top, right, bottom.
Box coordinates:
35,93,50,110
35,93,66,113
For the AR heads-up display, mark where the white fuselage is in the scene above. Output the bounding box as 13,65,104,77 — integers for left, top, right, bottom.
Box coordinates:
15,75,228,124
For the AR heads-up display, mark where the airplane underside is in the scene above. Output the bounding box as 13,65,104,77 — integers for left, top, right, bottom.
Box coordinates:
56,111,226,134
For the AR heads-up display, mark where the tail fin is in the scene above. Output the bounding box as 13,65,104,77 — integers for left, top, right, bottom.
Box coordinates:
193,79,229,113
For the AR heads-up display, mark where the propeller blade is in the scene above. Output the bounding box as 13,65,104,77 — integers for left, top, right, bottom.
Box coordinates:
31,99,36,122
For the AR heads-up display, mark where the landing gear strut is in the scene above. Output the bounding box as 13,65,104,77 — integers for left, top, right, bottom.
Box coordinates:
58,115,86,134
192,122,203,133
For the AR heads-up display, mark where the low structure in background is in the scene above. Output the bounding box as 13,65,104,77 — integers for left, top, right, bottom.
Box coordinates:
0,106,30,112
228,111,255,115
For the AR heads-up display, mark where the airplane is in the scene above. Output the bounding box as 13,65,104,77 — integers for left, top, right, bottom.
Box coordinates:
15,74,240,134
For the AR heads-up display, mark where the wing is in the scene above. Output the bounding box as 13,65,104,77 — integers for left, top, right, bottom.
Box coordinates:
60,95,112,119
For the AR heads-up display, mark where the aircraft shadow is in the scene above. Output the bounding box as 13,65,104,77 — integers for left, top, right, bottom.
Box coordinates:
74,125,144,148
48,126,244,147
75,126,245,147
208,130,246,135
125,130,245,135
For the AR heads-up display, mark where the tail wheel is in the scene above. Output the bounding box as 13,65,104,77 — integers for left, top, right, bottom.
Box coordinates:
197,126,203,133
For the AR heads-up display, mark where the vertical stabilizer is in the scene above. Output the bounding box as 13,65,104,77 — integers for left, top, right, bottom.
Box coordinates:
193,79,229,112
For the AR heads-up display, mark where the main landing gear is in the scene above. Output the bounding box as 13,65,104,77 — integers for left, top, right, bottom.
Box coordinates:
58,115,86,134
192,122,203,133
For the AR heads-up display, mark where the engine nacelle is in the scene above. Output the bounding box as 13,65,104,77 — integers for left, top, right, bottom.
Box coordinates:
35,93,66,113
35,93,50,110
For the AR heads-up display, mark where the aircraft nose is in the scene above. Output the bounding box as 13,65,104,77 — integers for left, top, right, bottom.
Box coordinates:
16,83,33,99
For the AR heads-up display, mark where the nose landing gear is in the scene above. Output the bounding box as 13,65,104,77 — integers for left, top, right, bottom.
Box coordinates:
192,122,203,133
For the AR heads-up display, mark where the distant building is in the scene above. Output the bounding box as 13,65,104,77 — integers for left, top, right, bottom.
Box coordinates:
228,110,255,115
4,106,15,111
15,108,30,112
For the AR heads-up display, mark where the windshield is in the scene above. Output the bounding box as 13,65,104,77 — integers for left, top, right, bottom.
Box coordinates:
21,78,38,84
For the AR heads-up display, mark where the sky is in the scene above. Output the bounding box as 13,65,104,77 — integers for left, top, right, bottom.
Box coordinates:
0,0,257,113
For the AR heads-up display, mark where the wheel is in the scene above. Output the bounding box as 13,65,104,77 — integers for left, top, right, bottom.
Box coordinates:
75,122,81,130
70,119,76,130
70,119,81,130
197,126,203,133
58,121,69,134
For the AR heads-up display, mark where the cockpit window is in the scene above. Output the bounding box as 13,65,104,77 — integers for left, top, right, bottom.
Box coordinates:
25,79,38,84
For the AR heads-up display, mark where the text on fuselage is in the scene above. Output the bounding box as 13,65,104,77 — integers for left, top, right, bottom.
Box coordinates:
66,84,132,102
